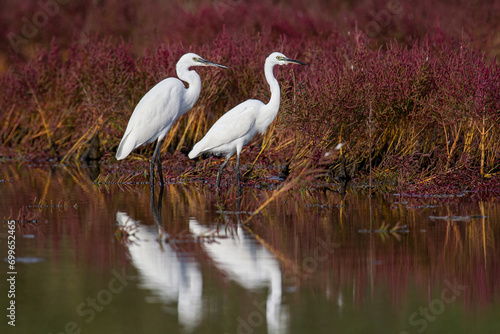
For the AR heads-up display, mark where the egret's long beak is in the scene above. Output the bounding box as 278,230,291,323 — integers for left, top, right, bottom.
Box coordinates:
285,58,307,66
199,58,228,69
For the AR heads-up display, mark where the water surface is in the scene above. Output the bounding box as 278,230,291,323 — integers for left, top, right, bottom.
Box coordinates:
1,163,499,334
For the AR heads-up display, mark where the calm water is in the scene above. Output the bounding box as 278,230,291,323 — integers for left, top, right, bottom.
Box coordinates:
1,163,499,334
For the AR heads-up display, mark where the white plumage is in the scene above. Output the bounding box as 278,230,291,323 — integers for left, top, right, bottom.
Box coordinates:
116,53,227,185
189,52,306,189
116,78,184,160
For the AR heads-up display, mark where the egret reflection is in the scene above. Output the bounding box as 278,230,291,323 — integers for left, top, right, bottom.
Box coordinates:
189,218,289,334
116,186,202,332
117,185,288,333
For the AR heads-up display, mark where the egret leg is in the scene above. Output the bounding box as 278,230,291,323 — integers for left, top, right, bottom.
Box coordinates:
150,184,155,215
235,153,240,188
150,184,165,240
156,149,164,186
216,155,231,191
235,153,242,203
151,139,164,186
149,158,155,186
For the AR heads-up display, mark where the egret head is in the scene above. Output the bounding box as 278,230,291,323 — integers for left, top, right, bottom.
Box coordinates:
178,53,228,69
267,52,307,66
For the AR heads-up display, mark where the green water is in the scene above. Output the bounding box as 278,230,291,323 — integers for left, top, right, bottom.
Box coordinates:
1,164,499,334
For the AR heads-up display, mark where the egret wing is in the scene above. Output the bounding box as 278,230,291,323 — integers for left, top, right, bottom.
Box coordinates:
116,78,184,159
126,78,184,144
196,102,258,153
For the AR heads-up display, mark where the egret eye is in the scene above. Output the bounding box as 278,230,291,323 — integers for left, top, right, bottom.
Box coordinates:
192,57,197,61
276,56,283,60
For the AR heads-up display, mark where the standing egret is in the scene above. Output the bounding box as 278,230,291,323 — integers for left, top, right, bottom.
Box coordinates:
188,52,306,189
116,53,227,186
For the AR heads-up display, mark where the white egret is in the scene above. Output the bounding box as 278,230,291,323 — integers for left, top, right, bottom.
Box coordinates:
188,52,306,189
116,53,227,186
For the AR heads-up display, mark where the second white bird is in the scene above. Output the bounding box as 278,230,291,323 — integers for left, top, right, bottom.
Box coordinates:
188,52,306,189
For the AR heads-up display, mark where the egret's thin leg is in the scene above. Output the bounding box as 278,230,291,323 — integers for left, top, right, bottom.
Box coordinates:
216,155,231,191
156,148,164,186
235,153,240,188
149,158,155,186
150,185,156,216
151,139,163,186
150,184,165,240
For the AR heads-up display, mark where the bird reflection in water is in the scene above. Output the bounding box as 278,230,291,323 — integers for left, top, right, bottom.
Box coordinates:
116,185,203,332
117,186,288,333
189,199,289,334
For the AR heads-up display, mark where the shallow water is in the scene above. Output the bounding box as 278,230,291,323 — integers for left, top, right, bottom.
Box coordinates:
1,163,500,334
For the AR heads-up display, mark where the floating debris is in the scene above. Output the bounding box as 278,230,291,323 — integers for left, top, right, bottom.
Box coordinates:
304,204,338,209
215,210,255,215
394,193,467,198
429,215,487,222
358,222,409,234
405,205,439,209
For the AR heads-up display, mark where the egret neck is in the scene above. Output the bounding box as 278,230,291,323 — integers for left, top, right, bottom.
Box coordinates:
177,64,202,111
261,60,282,132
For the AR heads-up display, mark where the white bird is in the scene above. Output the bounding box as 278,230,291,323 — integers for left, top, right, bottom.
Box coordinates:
188,52,306,189
116,53,227,186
